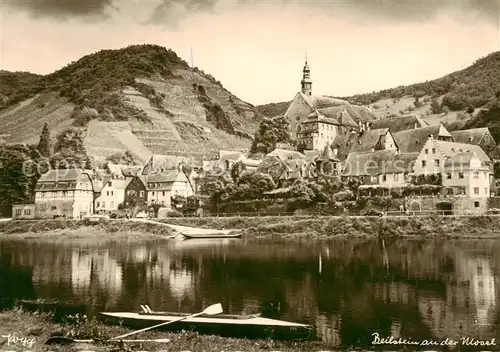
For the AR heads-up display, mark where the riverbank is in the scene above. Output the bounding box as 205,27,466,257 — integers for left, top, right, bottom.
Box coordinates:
0,219,177,242
159,215,500,239
0,308,326,352
2,215,500,240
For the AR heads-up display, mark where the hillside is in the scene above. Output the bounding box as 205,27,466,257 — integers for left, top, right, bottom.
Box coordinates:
256,51,500,135
0,45,261,162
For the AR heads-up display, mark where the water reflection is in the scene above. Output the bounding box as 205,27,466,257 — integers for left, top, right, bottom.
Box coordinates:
1,237,500,348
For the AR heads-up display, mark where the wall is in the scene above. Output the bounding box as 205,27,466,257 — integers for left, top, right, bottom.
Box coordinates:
12,204,35,219
285,94,312,140
406,195,488,214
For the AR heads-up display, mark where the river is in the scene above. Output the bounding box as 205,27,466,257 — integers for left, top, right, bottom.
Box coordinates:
0,236,499,348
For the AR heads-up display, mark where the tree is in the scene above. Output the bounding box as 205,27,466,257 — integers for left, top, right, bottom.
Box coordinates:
37,123,51,157
51,128,89,169
105,151,136,165
0,145,36,216
250,116,291,154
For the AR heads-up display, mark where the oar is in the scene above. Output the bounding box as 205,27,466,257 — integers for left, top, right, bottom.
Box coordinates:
46,336,171,344
110,303,223,340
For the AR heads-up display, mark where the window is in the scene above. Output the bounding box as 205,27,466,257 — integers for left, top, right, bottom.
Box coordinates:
106,191,109,196
97,202,100,208
110,201,114,208
477,266,483,276
24,209,30,215
102,201,106,208
434,159,440,167
382,174,387,182
474,187,479,195
15,209,22,216
432,148,436,154
162,191,165,196
459,172,464,179
474,201,480,207
447,188,453,195
422,160,426,167
111,191,114,196
393,173,399,181
108,181,112,186
473,172,479,179
152,192,155,196
425,149,428,154
447,173,451,179
458,187,466,195
140,191,145,197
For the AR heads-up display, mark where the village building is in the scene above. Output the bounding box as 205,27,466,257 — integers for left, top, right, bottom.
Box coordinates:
146,170,194,209
342,150,416,186
369,114,428,133
34,169,94,219
284,59,377,141
392,124,453,153
11,203,36,219
123,176,148,207
413,137,491,212
332,128,398,162
142,154,191,175
450,128,496,154
95,178,132,213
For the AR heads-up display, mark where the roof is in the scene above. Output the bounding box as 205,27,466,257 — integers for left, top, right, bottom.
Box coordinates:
142,154,191,175
36,169,92,191
102,178,132,190
241,158,262,168
433,140,490,163
303,150,321,163
266,148,305,161
317,144,339,161
370,115,428,133
219,150,245,162
343,150,417,176
146,170,183,184
302,93,349,110
393,124,451,153
450,128,494,146
332,128,391,161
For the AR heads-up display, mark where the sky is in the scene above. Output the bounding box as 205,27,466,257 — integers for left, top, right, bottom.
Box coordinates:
0,0,499,105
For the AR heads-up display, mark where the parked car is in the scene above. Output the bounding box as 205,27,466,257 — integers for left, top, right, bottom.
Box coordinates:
362,208,383,217
135,211,148,219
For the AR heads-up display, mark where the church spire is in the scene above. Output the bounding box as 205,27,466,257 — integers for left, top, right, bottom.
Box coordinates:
301,55,312,96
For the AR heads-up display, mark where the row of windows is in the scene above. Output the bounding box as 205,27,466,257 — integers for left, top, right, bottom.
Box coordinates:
15,209,31,216
38,191,92,197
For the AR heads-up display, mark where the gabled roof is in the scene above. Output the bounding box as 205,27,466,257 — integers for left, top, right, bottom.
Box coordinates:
343,150,417,177
393,124,451,153
36,169,92,191
142,154,191,175
443,152,477,168
332,128,392,161
219,150,245,161
343,150,397,177
146,170,184,184
266,148,305,161
303,150,321,164
450,128,495,146
317,143,339,162
370,115,428,133
302,93,349,110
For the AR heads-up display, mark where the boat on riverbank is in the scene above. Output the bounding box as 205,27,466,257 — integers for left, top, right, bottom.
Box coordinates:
181,231,242,239
16,299,86,320
99,310,314,340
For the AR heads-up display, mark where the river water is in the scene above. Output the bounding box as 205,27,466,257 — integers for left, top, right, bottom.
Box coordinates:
0,236,499,349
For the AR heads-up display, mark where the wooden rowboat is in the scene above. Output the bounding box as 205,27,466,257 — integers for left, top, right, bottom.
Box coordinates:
181,231,242,239
99,310,314,340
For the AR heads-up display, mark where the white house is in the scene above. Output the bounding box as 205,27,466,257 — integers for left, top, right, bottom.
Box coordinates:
95,178,132,212
34,169,94,218
146,170,194,209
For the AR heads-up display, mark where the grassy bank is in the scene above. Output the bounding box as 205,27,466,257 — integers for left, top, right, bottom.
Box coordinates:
0,308,327,351
160,215,500,239
0,219,176,241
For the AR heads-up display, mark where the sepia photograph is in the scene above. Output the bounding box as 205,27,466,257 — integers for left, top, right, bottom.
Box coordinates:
0,0,500,351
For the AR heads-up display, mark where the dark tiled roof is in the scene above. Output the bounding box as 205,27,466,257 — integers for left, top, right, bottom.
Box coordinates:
332,128,391,161
434,140,490,163
370,115,428,133
343,150,417,176
451,128,494,146
36,169,92,191
393,125,448,153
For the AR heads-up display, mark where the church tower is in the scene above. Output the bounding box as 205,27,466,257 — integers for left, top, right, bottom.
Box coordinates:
301,56,312,96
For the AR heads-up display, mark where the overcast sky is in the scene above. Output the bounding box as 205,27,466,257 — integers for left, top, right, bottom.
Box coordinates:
0,0,499,105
